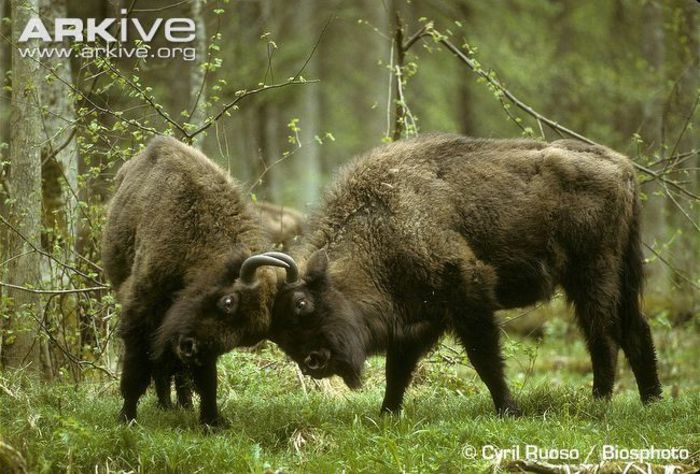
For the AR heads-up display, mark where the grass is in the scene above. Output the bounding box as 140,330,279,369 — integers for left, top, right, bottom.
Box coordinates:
1,314,698,473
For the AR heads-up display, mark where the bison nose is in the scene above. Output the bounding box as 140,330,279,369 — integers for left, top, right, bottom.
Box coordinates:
304,349,330,371
178,336,197,359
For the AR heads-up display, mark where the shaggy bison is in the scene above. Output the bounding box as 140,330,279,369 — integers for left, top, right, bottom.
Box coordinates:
102,137,294,426
270,133,662,415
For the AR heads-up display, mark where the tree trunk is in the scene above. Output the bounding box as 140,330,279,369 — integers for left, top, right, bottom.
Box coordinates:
39,0,78,239
37,0,80,378
638,0,669,307
189,0,207,149
0,0,10,312
663,2,699,319
294,0,322,209
247,0,276,202
0,0,8,142
2,0,43,372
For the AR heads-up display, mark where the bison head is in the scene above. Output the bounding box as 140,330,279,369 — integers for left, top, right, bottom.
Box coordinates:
152,251,297,365
270,250,366,389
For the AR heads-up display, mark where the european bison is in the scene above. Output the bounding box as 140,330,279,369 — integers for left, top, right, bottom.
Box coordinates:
270,133,662,415
102,137,294,426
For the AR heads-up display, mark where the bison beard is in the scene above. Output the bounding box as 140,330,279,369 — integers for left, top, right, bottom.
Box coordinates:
271,133,663,416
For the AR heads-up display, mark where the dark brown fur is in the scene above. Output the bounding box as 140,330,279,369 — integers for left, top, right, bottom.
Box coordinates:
271,133,662,415
102,137,277,426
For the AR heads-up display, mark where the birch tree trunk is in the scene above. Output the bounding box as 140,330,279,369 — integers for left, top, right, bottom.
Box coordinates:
2,0,43,372
294,0,321,210
259,0,280,202
37,0,79,377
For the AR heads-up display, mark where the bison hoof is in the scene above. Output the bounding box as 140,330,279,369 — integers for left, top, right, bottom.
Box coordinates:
118,410,137,424
379,405,401,416
496,402,522,417
641,388,663,404
592,388,614,400
201,416,229,431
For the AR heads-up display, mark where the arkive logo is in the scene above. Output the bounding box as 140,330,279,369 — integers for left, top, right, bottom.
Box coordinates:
18,9,196,43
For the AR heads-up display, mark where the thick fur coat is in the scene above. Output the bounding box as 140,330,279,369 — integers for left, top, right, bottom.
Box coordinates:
271,133,662,414
103,137,277,425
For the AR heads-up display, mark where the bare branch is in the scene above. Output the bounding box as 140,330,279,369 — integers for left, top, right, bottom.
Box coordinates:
428,31,700,201
0,214,106,286
0,281,108,295
663,92,699,174
103,61,189,138
188,79,317,140
291,14,334,81
402,25,430,51
643,242,700,290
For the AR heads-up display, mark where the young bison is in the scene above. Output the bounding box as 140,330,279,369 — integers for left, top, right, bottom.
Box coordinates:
270,133,662,415
102,137,294,426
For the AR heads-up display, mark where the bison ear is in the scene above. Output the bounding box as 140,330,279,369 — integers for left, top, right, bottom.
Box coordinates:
305,249,329,288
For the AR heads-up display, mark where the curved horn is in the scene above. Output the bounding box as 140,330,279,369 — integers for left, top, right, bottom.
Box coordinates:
239,255,289,285
262,252,300,284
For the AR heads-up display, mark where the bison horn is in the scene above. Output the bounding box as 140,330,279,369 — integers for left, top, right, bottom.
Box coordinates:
262,252,299,284
239,255,290,285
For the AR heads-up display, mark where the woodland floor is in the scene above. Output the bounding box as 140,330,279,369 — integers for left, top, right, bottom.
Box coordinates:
1,308,698,473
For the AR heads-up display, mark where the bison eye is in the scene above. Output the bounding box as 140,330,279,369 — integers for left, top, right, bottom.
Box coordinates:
218,295,238,315
295,297,310,314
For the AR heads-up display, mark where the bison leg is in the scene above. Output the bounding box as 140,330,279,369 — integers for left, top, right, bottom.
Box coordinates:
153,369,173,410
441,239,518,415
192,358,221,426
565,268,620,399
615,311,662,403
570,301,618,399
583,328,618,399
175,370,194,409
119,336,152,422
454,311,520,416
591,339,618,399
381,329,441,414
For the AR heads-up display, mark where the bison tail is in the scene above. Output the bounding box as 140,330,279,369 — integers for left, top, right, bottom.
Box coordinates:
617,195,662,402
618,197,644,329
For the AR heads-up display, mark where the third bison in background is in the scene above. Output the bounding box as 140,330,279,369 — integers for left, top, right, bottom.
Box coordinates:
255,201,305,251
271,133,662,416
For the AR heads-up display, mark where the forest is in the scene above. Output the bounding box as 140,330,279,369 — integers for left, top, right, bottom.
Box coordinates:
0,0,698,472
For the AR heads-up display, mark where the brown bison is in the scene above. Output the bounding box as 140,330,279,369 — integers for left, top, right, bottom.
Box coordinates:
270,133,662,415
102,137,294,426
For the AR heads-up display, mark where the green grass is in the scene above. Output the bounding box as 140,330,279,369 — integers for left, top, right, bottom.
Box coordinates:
1,316,698,473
